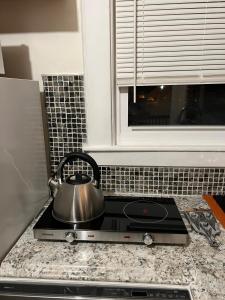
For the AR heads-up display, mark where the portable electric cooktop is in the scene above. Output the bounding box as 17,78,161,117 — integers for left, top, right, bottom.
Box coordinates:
33,196,189,246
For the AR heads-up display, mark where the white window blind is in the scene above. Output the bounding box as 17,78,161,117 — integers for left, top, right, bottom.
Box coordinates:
115,0,225,86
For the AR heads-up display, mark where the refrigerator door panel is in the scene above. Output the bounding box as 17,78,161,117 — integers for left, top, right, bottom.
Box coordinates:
0,77,48,262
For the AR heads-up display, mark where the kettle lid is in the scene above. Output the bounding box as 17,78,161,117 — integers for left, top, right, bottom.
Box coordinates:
65,173,91,185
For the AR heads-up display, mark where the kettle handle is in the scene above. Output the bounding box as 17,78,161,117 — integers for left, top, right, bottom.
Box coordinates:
57,152,101,188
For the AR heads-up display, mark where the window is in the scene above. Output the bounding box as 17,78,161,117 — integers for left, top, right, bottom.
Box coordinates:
81,0,225,166
115,0,225,147
128,84,225,126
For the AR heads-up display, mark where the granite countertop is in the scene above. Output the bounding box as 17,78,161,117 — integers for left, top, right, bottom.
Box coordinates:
0,196,225,300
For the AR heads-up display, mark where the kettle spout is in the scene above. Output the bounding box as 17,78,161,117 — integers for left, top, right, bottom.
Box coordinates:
48,177,60,198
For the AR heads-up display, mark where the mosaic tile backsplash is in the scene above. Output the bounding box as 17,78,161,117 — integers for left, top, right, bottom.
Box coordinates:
43,75,225,196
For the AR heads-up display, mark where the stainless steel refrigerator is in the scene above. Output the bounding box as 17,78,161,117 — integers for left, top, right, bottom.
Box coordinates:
0,76,48,262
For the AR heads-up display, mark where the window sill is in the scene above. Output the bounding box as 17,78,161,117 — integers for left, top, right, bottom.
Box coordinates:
83,145,225,167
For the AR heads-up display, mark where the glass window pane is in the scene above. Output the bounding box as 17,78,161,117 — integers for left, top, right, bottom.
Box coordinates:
128,84,225,126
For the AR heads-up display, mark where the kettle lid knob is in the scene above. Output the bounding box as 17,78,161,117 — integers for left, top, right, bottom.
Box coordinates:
66,174,91,185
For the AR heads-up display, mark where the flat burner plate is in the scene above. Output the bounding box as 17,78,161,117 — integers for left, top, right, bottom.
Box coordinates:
33,196,189,245
123,199,169,224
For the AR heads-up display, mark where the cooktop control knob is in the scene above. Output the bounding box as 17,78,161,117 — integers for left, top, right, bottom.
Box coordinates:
143,233,153,246
65,232,76,243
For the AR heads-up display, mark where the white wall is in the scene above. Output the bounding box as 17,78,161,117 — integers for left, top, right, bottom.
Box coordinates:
0,0,83,90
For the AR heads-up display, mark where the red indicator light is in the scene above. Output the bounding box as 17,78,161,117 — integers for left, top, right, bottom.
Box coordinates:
143,208,149,215
124,235,131,239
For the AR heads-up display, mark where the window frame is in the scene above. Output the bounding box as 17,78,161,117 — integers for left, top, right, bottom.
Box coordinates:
81,0,225,167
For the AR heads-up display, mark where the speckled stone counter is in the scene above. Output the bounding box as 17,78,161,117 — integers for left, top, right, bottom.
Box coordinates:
0,196,225,300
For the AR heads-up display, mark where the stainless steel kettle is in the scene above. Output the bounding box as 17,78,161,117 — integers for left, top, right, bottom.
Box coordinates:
49,152,104,224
